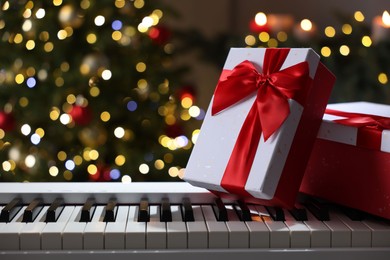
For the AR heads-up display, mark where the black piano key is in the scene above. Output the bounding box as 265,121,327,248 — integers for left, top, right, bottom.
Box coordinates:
22,198,44,222
340,206,366,221
0,198,23,222
45,198,65,222
181,198,194,222
103,198,118,222
265,206,285,221
138,198,149,222
80,198,96,222
212,198,228,221
289,207,308,221
160,198,172,222
234,200,252,222
305,200,330,221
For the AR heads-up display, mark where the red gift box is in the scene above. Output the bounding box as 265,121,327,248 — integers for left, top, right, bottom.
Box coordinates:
301,102,390,219
185,48,335,208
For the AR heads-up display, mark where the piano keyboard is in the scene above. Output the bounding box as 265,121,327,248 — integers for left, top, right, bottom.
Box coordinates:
0,182,389,260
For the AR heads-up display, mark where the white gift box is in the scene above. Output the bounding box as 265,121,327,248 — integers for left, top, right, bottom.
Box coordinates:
184,48,335,208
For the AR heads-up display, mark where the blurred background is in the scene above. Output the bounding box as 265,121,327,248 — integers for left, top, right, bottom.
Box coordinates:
0,0,389,183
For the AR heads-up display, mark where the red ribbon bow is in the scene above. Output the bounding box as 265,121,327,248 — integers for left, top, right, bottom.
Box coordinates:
325,108,390,150
212,48,310,196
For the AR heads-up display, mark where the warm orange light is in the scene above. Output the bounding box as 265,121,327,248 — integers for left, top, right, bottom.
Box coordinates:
382,11,390,27
255,12,267,26
300,19,312,31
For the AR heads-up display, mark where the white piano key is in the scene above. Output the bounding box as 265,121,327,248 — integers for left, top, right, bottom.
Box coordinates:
256,205,290,248
323,213,352,247
125,206,146,249
245,205,270,248
186,205,208,249
225,205,249,248
146,205,166,249
83,206,106,250
201,205,228,248
19,206,49,250
303,209,331,248
283,209,310,248
363,219,390,247
104,206,129,249
332,210,371,247
171,205,183,222
0,206,27,250
41,206,75,250
62,206,86,250
166,205,187,249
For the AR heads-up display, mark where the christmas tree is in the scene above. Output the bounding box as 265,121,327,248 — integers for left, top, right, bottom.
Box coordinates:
0,0,204,182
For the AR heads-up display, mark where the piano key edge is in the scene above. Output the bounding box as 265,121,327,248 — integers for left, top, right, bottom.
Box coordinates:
0,182,218,204
1,248,390,260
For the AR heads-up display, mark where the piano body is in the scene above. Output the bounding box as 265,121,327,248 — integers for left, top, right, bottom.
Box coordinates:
0,182,389,260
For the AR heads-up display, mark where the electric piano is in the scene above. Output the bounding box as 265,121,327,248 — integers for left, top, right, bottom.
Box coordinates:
0,182,389,260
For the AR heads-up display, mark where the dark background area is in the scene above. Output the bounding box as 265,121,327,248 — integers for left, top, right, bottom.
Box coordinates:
162,0,390,108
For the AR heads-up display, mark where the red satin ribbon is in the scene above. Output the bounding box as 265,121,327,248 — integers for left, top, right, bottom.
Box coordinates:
325,108,390,150
212,48,310,196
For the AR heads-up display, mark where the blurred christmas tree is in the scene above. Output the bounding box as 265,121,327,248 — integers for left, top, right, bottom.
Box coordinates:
0,0,204,182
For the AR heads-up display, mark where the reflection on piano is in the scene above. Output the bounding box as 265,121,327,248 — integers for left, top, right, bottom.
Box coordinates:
0,182,389,260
